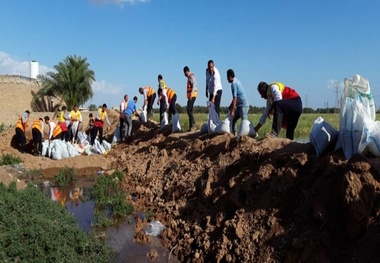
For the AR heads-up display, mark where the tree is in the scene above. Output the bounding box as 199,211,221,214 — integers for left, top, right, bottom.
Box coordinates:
88,104,97,111
36,55,95,110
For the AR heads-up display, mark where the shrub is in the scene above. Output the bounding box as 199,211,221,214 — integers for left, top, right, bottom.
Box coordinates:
19,169,42,185
0,182,114,262
0,154,22,166
91,170,133,227
53,167,78,187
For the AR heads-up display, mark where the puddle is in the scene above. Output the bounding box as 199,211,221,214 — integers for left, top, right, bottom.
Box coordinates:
44,179,178,262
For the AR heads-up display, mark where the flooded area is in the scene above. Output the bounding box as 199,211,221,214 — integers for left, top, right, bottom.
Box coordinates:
44,178,178,262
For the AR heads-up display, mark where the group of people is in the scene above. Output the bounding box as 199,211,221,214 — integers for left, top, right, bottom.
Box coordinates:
15,59,303,154
129,59,303,140
15,104,111,156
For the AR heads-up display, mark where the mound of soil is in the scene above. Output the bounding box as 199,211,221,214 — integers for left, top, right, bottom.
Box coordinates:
2,116,380,262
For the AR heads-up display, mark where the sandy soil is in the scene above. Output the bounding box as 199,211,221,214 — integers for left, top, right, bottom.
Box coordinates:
2,75,380,262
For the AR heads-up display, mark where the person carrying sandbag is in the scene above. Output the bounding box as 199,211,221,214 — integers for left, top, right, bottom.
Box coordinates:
44,116,62,141
254,81,302,140
92,104,111,145
123,96,138,143
15,110,30,153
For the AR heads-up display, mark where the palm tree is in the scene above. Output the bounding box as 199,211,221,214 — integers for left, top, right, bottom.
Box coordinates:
36,55,95,110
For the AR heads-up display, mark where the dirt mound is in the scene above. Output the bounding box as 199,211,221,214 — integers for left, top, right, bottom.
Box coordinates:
106,123,380,263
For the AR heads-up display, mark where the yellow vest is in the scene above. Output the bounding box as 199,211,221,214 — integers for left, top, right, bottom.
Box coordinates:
159,79,167,89
70,110,82,122
57,111,65,122
97,108,108,121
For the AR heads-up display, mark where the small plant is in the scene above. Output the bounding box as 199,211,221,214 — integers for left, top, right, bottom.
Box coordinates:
0,153,22,166
0,123,5,133
53,167,78,187
91,170,133,227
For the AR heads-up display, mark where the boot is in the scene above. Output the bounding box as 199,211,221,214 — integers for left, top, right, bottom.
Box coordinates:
271,112,283,137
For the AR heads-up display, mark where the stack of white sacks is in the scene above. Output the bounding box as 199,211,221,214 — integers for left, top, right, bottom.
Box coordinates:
42,132,112,160
310,74,379,158
201,102,256,137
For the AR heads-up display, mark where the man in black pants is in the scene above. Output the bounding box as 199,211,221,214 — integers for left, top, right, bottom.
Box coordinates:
254,81,302,140
157,87,177,123
205,60,223,118
183,66,197,131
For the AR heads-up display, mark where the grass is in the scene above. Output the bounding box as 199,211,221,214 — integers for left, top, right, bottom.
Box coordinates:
0,153,22,166
91,170,134,227
151,113,345,139
19,168,42,186
0,182,114,263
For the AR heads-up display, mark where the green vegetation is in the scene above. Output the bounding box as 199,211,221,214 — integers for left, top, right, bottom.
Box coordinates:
0,123,5,133
53,167,78,187
37,55,95,110
91,170,133,227
0,182,114,263
0,153,22,166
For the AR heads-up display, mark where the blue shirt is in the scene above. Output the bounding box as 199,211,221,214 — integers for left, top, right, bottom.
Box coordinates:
124,100,137,115
231,78,249,107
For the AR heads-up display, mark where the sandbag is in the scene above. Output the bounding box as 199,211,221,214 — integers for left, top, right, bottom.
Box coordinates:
85,146,98,155
94,139,105,154
172,113,182,133
161,112,169,128
41,140,50,157
67,142,80,157
51,140,67,160
140,110,147,123
77,131,88,145
336,74,375,159
218,114,231,134
359,121,380,157
238,120,256,137
112,126,121,144
102,140,112,151
200,122,208,134
207,102,220,134
309,117,338,156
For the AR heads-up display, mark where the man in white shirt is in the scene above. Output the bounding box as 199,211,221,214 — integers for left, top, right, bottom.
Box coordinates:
206,60,223,117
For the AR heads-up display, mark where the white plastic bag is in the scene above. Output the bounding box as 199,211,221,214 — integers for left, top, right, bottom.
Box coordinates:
76,132,87,145
161,112,169,128
200,122,208,134
51,140,67,160
85,145,98,155
172,113,182,133
309,117,338,156
219,116,231,134
358,121,380,157
140,110,147,123
112,126,121,144
207,102,220,134
66,142,80,157
102,140,112,151
238,120,256,137
144,220,165,236
41,140,50,157
336,75,375,159
94,139,106,154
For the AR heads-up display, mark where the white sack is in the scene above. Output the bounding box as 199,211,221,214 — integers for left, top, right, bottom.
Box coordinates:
172,113,182,133
309,117,339,156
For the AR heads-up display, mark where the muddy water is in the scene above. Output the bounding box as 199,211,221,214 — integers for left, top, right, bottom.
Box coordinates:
45,178,178,262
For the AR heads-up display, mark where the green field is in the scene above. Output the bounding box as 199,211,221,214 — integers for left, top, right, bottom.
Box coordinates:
152,113,345,139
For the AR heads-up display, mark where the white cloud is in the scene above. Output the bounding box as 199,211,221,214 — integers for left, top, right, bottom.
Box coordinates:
92,79,122,95
89,0,150,7
0,51,51,77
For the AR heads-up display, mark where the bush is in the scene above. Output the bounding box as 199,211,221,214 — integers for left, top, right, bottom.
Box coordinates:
0,182,114,262
91,170,133,227
0,154,22,166
19,169,42,185
0,123,5,133
53,167,78,187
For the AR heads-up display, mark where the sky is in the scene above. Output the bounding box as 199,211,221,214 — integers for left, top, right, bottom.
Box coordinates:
0,0,379,110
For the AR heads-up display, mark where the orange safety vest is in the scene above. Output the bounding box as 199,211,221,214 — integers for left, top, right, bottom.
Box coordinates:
15,116,28,132
187,73,197,99
31,119,43,133
166,88,175,103
145,86,155,97
51,122,62,139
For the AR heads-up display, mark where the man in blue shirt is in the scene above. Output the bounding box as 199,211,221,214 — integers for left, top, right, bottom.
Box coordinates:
227,69,249,135
123,96,138,142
